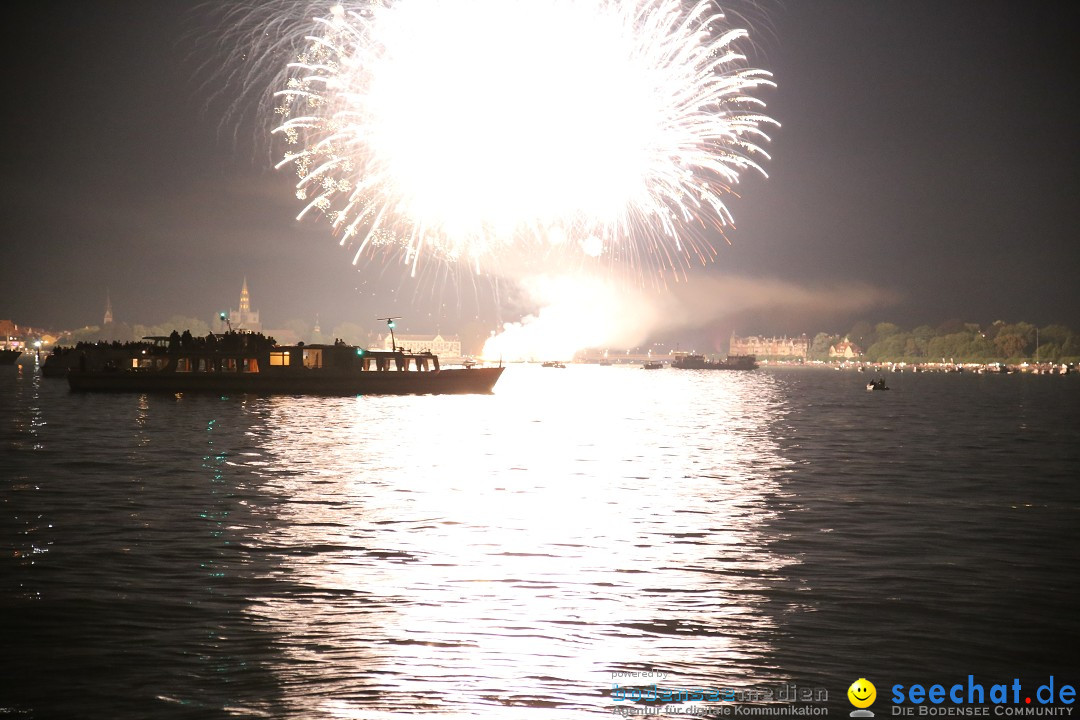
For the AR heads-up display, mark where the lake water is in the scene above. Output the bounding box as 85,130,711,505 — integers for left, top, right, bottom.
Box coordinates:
2,362,1078,718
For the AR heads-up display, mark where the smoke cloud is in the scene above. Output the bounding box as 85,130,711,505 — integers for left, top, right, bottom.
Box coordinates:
483,270,897,360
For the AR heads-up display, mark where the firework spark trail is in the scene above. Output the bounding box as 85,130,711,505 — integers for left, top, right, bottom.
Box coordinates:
270,0,777,277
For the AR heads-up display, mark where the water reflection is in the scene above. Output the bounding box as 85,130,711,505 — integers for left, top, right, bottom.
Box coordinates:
5,366,1075,717
7,360,45,451
1,374,291,717
243,366,794,715
5,364,49,600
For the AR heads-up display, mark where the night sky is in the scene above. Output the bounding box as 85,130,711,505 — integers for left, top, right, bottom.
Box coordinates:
2,0,1078,337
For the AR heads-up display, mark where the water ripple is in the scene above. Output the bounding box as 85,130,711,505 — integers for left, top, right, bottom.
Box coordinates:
1,365,1077,717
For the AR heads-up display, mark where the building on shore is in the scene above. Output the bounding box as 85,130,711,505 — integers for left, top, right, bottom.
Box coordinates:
381,333,462,362
1,319,59,349
1,319,19,349
217,278,261,333
729,333,809,359
829,339,863,359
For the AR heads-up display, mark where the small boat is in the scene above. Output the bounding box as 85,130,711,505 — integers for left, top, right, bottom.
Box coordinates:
598,359,612,366
541,361,567,368
0,349,22,365
67,332,503,395
866,378,890,391
642,361,663,370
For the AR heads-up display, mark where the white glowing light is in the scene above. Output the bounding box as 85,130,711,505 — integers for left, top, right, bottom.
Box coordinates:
480,273,665,361
272,0,777,274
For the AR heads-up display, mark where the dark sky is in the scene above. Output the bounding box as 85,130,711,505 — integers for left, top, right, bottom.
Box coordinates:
2,0,1078,337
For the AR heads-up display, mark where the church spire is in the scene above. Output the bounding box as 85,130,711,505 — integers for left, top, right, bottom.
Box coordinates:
239,277,250,313
104,289,113,325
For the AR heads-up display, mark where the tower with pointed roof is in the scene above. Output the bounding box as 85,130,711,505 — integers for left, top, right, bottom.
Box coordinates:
103,290,113,325
221,278,261,332
239,278,251,314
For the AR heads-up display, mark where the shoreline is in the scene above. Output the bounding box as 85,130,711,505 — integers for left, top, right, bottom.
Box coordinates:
758,359,1074,375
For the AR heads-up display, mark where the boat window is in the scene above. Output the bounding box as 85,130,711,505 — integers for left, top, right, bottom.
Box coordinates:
302,348,322,369
270,351,290,366
224,358,237,372
243,358,259,373
176,358,192,372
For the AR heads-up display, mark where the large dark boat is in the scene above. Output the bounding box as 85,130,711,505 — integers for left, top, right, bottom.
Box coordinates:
0,349,21,365
66,332,503,395
42,354,71,377
670,352,758,370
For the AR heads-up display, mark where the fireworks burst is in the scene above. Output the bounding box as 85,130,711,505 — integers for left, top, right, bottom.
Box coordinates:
271,0,777,276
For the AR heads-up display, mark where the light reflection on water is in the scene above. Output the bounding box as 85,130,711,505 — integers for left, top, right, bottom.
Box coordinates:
4,364,1080,718
245,366,792,716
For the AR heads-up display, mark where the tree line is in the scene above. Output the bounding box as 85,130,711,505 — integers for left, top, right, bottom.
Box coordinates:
809,320,1080,364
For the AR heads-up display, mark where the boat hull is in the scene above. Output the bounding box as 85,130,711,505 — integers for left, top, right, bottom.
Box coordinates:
669,353,757,371
0,349,21,365
68,367,504,396
671,360,757,370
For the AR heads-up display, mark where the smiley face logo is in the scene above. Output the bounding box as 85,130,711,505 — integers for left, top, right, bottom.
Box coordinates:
848,678,876,709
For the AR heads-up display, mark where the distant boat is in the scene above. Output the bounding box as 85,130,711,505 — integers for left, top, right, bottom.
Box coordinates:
0,349,21,365
598,359,612,366
642,361,663,370
866,378,890,391
670,353,758,370
540,361,567,368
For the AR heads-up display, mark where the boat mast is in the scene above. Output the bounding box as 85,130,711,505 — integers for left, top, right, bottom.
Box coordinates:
378,316,402,352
